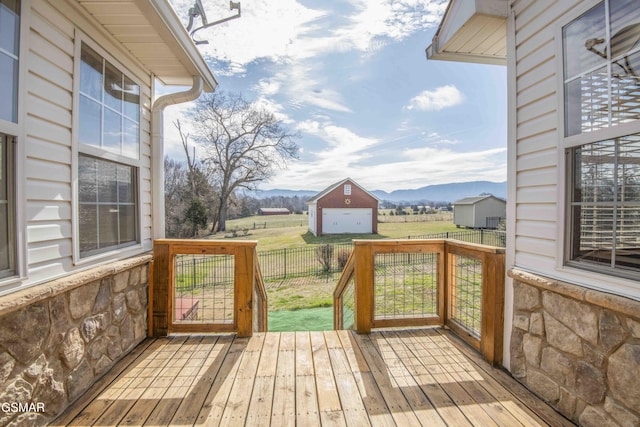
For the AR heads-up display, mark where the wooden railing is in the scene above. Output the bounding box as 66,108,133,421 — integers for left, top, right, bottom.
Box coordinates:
150,239,268,337
333,239,505,365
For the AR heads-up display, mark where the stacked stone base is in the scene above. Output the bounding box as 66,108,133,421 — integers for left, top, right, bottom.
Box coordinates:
0,255,151,426
510,269,640,426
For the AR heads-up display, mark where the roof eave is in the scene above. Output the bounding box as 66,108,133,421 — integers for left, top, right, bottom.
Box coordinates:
426,43,507,65
426,0,508,65
135,0,218,92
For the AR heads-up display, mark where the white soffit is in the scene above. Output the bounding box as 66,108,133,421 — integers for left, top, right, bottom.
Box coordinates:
73,0,217,91
426,0,508,65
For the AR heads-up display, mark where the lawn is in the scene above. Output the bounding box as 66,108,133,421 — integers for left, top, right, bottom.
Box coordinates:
208,213,458,250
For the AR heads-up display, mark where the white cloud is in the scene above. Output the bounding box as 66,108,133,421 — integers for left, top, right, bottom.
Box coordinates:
405,85,464,111
171,0,327,65
254,63,353,113
170,0,447,114
170,0,447,70
262,145,507,192
331,0,447,53
262,120,506,192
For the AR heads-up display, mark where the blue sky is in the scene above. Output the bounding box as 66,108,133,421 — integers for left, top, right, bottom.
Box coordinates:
166,0,507,192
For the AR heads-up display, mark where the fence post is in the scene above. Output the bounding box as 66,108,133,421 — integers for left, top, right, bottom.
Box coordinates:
283,248,287,279
192,257,196,292
151,240,170,337
480,250,505,366
355,243,373,334
235,245,255,337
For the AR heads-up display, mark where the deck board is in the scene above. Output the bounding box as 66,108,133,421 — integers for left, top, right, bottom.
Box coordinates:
53,328,574,427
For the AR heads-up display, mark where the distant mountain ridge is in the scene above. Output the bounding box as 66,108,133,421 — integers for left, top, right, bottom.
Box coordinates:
252,181,507,203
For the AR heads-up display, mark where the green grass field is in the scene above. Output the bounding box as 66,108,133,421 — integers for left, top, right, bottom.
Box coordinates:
208,212,457,250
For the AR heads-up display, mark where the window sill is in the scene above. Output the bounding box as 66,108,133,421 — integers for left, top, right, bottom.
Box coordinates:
74,243,145,267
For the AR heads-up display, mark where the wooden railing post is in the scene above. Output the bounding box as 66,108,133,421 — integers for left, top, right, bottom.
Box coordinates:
354,242,374,334
480,250,505,366
444,247,457,325
152,240,170,336
235,244,255,337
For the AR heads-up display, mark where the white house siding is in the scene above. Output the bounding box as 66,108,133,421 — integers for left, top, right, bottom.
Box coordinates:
308,203,317,236
511,0,578,274
18,0,153,287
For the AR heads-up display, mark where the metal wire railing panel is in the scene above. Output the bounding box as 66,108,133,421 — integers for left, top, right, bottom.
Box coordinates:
373,252,438,320
448,254,483,338
341,278,355,330
173,254,235,325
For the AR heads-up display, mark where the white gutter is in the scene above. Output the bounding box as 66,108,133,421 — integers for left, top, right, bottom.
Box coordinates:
151,75,205,238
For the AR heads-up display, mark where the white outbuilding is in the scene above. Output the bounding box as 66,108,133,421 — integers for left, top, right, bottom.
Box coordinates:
452,195,506,229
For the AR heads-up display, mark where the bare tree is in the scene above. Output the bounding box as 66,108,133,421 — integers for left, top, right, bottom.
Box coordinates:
174,120,221,236
164,157,188,237
191,92,299,232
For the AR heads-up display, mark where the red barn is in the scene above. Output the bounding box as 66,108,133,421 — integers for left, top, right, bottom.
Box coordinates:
307,178,379,236
258,208,290,215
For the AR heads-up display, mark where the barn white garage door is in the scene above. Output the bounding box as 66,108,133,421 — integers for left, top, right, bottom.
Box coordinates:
322,208,372,234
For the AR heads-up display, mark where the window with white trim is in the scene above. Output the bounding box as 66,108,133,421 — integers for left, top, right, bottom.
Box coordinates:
563,0,640,276
344,184,351,195
79,43,140,159
0,0,19,124
0,0,19,279
78,42,140,258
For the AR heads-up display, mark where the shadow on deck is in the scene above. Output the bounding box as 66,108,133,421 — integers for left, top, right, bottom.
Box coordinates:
52,328,574,426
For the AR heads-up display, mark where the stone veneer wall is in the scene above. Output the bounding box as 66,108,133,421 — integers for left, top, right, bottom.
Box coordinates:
509,268,640,426
0,254,152,426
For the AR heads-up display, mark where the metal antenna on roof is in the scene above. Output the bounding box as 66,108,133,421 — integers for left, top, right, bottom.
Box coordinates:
186,1,241,45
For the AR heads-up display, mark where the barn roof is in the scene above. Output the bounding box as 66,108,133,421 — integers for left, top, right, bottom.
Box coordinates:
453,195,506,205
259,208,290,213
307,178,380,203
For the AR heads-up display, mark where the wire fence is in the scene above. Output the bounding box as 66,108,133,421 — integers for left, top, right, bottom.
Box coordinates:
257,243,354,281
173,230,506,291
448,254,483,338
341,277,356,330
173,254,235,324
374,252,439,321
407,230,506,247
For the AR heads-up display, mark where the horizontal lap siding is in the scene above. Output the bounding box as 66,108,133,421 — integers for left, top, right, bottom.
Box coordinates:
24,0,75,284
140,90,152,249
21,0,154,285
513,0,582,270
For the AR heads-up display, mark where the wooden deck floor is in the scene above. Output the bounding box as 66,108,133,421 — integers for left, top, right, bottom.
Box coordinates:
52,328,574,426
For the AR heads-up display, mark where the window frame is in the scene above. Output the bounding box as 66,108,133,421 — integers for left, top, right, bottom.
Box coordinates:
0,0,25,290
72,35,143,264
0,135,15,280
0,0,21,124
558,0,640,283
